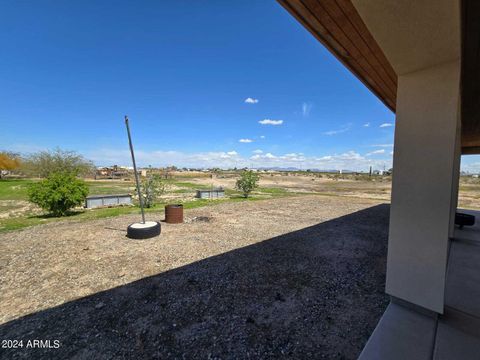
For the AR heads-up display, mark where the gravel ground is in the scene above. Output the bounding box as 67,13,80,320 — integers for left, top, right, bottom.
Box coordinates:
0,195,389,359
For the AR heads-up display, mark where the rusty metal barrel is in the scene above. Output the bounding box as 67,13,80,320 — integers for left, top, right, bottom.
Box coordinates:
165,204,183,224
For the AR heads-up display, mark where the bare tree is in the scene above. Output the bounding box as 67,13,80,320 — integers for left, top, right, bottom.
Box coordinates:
22,148,95,178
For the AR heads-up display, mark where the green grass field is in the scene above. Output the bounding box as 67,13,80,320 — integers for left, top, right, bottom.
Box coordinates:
0,179,295,232
3,173,480,233
0,179,35,200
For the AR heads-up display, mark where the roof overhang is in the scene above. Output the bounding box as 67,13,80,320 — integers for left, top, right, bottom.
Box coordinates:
278,0,480,154
277,0,397,112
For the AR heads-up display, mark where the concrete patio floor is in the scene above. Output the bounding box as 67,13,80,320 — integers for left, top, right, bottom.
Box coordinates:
359,209,480,359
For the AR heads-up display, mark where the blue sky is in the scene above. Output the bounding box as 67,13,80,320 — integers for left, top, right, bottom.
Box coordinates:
1,1,478,171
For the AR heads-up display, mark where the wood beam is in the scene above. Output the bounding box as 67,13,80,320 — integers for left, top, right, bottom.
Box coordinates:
277,0,397,111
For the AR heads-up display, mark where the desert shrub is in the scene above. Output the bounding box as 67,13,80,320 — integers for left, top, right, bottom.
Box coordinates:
235,170,260,198
22,148,95,178
139,174,168,208
28,172,89,216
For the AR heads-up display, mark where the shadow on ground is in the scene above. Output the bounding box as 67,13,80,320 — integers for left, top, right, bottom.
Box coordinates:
28,210,84,220
0,204,390,360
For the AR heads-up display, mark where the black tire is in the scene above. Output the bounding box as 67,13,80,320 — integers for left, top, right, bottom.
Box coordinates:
127,221,161,239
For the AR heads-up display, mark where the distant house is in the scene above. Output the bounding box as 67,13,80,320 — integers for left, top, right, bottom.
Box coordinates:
95,165,131,179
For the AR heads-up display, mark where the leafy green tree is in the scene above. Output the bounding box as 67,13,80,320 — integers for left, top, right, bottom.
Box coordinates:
28,172,89,216
139,174,168,208
235,170,260,198
22,148,95,178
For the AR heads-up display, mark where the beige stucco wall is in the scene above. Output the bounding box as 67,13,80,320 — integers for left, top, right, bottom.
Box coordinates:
351,0,462,314
386,60,461,313
351,0,460,76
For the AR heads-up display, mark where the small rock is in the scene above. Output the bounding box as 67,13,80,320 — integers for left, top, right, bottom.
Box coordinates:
95,302,105,309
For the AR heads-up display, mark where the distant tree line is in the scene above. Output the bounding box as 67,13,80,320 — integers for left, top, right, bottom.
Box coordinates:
0,148,95,179
21,148,95,178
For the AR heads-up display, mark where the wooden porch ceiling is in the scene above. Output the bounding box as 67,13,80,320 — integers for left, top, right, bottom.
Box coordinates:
278,0,480,154
277,0,397,111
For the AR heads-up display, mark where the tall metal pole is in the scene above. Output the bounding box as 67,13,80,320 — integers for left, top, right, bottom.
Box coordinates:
125,115,145,224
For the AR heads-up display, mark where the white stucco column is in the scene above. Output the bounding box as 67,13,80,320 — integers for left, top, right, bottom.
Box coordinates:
386,60,461,313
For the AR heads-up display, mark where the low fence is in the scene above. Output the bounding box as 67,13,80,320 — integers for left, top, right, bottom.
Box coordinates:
85,194,132,209
196,189,225,199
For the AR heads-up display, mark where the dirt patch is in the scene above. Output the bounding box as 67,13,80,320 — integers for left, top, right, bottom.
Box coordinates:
0,200,41,219
0,196,389,359
185,216,213,223
190,174,392,200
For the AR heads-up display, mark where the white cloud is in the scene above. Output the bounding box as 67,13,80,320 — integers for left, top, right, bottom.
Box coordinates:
248,150,389,170
323,129,343,136
366,149,386,156
323,124,351,136
302,102,312,117
370,144,393,148
462,161,480,173
259,119,283,125
260,135,266,139
85,148,394,171
84,149,242,169
239,138,253,143
244,97,259,104
252,149,263,154
251,152,277,160
363,123,370,127
379,123,394,128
